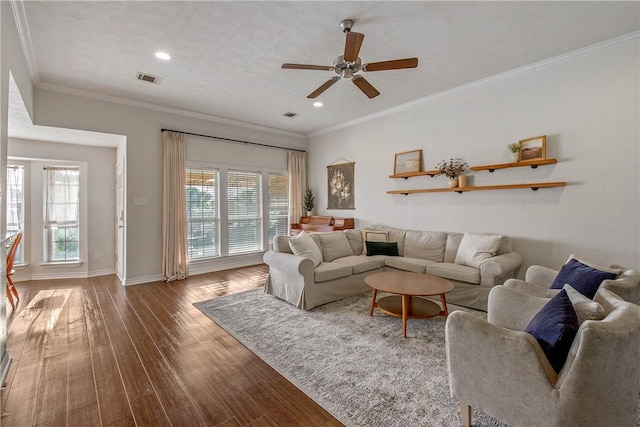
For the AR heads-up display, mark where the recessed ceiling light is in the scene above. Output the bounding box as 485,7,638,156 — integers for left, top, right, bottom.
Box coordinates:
155,51,171,60
313,101,323,107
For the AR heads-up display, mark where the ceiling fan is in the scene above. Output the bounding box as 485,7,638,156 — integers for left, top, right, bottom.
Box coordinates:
282,19,418,99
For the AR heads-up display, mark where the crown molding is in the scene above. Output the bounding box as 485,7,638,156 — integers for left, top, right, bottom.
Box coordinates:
36,82,307,140
308,31,640,138
11,0,40,83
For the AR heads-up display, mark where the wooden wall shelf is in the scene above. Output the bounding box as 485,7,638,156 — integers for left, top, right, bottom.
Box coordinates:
387,181,566,195
389,169,441,179
470,158,557,172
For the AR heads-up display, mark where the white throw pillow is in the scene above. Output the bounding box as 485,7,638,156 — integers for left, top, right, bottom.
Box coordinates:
454,232,502,268
563,284,606,324
360,230,388,255
288,231,323,267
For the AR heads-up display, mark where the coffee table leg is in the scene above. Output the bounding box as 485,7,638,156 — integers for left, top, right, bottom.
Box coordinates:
402,294,410,338
440,293,449,317
369,289,377,316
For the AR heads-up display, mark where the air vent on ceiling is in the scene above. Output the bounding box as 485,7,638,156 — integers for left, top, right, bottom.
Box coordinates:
283,112,299,118
136,72,162,85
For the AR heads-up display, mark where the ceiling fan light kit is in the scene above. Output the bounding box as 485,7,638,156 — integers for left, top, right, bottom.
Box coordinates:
282,19,418,99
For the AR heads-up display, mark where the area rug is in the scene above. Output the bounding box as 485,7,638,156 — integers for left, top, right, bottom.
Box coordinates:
195,289,514,426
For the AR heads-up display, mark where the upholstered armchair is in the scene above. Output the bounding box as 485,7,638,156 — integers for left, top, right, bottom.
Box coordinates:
504,257,640,305
446,286,640,427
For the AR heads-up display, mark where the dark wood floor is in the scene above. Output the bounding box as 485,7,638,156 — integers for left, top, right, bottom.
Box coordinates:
1,265,342,427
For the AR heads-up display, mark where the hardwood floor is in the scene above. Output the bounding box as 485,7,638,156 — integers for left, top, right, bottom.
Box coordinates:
1,265,343,427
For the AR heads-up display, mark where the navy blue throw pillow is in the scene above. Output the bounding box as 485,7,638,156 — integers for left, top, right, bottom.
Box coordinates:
365,241,399,257
550,258,618,299
525,289,579,373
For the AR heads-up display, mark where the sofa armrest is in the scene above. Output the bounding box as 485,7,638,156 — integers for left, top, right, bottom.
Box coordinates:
525,265,559,286
487,286,550,330
503,279,560,298
478,251,523,286
263,251,315,308
446,311,557,412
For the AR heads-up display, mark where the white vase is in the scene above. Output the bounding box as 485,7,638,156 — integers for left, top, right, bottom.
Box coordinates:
306,211,312,217
511,152,519,163
448,179,458,188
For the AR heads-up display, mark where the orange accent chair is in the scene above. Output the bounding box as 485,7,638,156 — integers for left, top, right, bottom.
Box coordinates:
6,233,22,309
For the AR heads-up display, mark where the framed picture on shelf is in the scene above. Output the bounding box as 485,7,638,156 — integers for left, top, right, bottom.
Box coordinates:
393,149,422,174
519,135,546,162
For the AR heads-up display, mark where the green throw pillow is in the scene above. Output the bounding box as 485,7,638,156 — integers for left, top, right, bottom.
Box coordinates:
366,241,399,257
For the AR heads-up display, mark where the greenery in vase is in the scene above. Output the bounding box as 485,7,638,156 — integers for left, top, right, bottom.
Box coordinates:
507,142,522,153
303,187,315,212
436,158,469,179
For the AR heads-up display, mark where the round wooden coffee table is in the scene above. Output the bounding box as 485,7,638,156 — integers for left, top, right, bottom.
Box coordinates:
365,270,455,338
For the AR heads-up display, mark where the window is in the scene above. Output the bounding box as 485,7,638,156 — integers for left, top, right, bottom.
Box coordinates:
186,168,220,258
7,165,24,264
228,170,262,254
44,167,80,262
268,172,289,242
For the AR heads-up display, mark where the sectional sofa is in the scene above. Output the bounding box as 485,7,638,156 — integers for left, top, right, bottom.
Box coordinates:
263,225,523,311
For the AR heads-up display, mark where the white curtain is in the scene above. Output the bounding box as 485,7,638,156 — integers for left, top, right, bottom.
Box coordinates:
288,150,306,225
162,130,189,281
44,167,79,229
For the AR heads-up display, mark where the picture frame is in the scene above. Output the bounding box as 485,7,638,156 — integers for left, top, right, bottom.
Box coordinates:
327,162,355,210
393,149,422,174
518,135,546,162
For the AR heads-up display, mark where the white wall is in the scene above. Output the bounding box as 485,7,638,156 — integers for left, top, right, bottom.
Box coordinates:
308,36,640,274
8,138,117,280
33,90,307,284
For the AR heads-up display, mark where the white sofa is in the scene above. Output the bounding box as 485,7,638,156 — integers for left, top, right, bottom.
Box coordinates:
263,225,523,311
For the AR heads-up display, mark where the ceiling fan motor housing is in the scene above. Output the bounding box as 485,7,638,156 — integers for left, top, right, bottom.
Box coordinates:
333,55,362,78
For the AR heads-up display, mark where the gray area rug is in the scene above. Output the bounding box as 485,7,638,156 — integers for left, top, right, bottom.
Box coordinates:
195,289,509,426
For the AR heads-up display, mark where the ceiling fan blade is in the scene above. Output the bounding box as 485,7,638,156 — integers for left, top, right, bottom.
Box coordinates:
363,58,419,72
282,63,333,71
307,77,340,98
343,32,365,62
352,76,380,99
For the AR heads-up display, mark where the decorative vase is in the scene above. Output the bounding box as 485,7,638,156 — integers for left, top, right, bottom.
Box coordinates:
511,152,519,163
306,211,312,217
458,175,467,188
448,178,458,188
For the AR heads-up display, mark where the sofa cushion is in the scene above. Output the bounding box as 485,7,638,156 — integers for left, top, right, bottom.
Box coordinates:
454,232,502,269
496,236,512,255
384,257,436,273
369,225,406,256
525,289,579,373
273,235,293,254
288,231,322,267
563,284,605,325
366,241,399,257
427,263,480,284
444,232,464,263
314,262,353,283
318,232,353,262
344,229,364,255
550,258,619,299
565,254,622,275
361,230,389,255
332,255,383,274
404,230,446,262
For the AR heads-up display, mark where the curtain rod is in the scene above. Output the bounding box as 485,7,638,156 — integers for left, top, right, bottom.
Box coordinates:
161,128,306,153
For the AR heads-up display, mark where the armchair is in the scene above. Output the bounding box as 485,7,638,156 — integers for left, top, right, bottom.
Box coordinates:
504,259,640,305
446,286,640,427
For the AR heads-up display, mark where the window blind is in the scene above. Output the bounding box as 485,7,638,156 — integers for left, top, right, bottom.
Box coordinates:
186,168,220,259
228,170,263,254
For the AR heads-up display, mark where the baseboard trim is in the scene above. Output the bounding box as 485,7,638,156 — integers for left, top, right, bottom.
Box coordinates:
14,269,116,282
123,274,163,286
189,253,264,276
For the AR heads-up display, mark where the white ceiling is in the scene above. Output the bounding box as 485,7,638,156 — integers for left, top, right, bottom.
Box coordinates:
11,1,640,140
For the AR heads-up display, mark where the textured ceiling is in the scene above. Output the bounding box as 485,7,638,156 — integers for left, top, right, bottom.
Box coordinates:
15,1,640,137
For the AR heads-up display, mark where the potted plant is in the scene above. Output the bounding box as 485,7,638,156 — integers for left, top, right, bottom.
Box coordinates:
436,158,469,188
507,142,521,162
303,187,315,216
